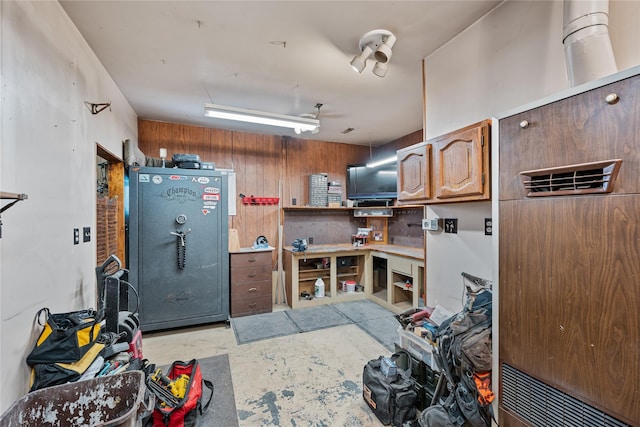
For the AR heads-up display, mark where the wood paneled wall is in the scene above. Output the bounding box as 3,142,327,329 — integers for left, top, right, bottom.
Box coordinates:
138,119,422,263
370,129,423,160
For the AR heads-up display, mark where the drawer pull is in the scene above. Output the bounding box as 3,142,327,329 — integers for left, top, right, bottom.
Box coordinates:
248,258,257,263
248,287,258,293
248,273,257,278
249,303,257,308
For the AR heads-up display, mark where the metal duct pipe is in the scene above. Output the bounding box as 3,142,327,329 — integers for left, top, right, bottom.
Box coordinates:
563,0,617,87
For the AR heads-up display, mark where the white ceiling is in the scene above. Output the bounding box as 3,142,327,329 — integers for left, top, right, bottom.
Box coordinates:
60,1,501,147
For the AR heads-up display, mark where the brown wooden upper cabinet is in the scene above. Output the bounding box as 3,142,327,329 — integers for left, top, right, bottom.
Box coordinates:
397,119,491,204
397,141,431,203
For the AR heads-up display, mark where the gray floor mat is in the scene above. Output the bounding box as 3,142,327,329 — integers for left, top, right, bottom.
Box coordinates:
196,354,239,427
356,315,400,351
284,304,351,332
231,311,300,344
332,299,397,322
231,300,400,350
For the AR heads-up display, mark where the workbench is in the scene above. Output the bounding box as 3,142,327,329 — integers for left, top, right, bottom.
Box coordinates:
283,244,423,313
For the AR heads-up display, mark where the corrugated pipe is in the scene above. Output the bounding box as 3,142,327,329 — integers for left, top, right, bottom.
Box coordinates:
563,0,617,87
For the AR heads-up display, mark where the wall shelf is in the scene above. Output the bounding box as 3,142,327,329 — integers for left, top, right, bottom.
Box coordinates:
1,191,28,201
354,207,393,217
1,192,28,238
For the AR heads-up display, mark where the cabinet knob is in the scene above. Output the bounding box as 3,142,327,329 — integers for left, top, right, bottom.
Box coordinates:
519,120,529,129
605,93,619,104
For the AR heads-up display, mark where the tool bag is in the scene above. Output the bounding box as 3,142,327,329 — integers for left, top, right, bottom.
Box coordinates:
27,308,102,364
363,350,418,426
149,359,214,427
26,307,104,391
426,289,494,427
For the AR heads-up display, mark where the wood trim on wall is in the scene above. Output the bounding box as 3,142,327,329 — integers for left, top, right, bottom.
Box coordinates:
96,144,125,267
137,118,422,266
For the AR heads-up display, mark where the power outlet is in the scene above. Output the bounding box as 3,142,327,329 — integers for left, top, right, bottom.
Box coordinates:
83,226,91,242
484,218,492,236
73,228,80,245
308,237,314,244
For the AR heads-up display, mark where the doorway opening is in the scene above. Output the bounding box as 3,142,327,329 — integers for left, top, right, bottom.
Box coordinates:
96,143,125,267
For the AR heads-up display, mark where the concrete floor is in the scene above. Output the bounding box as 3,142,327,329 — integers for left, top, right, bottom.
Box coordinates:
143,305,388,426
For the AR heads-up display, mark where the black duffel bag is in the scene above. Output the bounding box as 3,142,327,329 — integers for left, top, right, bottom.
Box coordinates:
363,350,418,426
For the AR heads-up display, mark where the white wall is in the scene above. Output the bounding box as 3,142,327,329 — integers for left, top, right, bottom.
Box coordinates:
423,0,640,312
0,1,138,410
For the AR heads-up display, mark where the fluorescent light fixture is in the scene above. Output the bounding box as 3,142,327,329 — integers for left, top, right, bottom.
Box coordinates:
366,155,397,168
204,103,319,132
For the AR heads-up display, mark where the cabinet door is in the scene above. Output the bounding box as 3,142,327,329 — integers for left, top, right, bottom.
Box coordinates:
499,75,640,201
431,120,490,202
397,141,431,203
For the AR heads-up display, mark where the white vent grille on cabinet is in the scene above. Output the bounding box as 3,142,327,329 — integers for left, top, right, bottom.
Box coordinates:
520,159,622,197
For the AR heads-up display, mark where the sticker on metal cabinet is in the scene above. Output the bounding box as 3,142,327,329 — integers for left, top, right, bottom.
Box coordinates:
161,187,200,203
138,174,150,182
202,194,220,201
169,175,188,181
203,187,220,194
195,177,210,184
152,175,163,184
202,209,210,215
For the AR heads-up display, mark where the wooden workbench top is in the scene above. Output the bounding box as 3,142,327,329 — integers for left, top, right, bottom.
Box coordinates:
284,243,423,261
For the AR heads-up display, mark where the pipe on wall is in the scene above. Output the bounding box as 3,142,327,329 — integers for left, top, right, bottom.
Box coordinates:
563,0,617,87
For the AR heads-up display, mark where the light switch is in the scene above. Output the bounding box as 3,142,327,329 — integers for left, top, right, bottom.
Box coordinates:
444,218,458,234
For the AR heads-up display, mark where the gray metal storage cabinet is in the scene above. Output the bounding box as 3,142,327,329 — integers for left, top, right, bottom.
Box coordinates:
128,166,229,331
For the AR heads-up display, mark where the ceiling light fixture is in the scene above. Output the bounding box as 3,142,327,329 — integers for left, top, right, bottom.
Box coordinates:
204,103,319,132
350,29,396,78
366,155,397,168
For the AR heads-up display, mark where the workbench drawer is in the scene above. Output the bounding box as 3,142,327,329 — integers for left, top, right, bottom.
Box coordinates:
230,249,273,318
231,264,272,285
230,251,272,269
230,295,272,317
230,279,271,299
389,256,413,276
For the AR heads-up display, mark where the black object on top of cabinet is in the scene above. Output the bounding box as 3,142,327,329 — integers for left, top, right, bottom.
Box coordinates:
127,166,229,331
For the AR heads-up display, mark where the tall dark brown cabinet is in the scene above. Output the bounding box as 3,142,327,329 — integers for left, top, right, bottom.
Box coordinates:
497,67,640,426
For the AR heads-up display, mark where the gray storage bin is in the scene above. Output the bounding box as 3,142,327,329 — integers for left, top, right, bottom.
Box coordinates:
0,371,152,427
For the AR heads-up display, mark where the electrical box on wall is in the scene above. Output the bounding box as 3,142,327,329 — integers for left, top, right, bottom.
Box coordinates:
422,218,441,231
444,218,458,234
